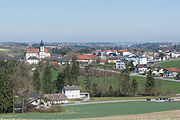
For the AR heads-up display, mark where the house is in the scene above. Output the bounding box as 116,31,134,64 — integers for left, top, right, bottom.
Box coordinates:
45,56,71,65
135,64,148,74
94,50,106,56
25,41,50,60
163,68,180,78
126,55,147,66
43,93,69,104
77,55,98,65
105,50,118,56
151,67,164,77
62,85,80,99
26,56,39,64
153,57,162,62
107,56,124,64
118,49,133,56
116,59,128,69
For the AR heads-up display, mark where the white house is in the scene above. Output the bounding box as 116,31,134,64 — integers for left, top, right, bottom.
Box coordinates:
25,41,50,60
116,60,128,69
135,65,148,74
126,55,147,66
62,85,80,99
26,56,39,64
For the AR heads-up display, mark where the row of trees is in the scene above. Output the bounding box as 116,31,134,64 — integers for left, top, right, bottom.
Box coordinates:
83,65,156,97
32,57,80,94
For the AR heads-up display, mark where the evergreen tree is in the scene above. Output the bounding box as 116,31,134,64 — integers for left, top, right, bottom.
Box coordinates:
131,78,138,96
176,72,180,80
121,69,130,96
64,64,71,85
145,70,155,95
32,68,41,94
0,71,13,113
71,56,80,85
56,72,65,93
85,65,91,92
42,65,53,94
129,60,135,71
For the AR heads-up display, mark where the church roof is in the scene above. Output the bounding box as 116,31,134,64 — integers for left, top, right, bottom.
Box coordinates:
26,48,49,53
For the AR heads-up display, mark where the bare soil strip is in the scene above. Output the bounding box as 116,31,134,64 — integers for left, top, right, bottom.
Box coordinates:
75,110,180,120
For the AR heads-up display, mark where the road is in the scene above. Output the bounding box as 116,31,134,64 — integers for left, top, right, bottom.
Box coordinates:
61,99,146,106
92,68,180,83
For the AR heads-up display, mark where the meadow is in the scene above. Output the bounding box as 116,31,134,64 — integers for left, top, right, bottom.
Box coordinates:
154,59,180,69
78,76,180,94
1,101,180,119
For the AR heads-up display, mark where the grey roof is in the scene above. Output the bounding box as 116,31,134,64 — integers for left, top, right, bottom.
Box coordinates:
44,93,68,101
108,56,125,60
64,85,80,90
27,56,38,60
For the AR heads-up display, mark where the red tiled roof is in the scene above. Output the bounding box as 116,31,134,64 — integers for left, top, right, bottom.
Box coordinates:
44,93,68,101
165,68,180,72
77,55,98,60
26,48,49,53
136,64,148,68
119,49,129,52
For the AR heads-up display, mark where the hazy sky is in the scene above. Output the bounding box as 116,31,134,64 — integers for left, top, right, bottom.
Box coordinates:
0,0,180,43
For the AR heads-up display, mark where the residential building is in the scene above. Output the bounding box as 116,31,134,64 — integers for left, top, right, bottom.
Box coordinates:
62,85,80,99
163,68,180,78
116,59,128,69
26,56,39,64
77,55,98,65
135,64,148,74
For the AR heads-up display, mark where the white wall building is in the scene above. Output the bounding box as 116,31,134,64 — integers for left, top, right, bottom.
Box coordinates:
26,56,39,64
62,86,80,99
25,41,50,60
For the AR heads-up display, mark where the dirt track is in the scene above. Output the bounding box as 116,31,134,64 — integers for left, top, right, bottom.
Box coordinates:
75,110,180,120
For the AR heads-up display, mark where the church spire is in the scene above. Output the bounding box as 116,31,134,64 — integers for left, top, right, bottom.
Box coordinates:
40,40,44,46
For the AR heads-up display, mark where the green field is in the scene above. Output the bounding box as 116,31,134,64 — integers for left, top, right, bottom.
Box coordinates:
1,102,180,119
78,76,180,94
154,59,180,69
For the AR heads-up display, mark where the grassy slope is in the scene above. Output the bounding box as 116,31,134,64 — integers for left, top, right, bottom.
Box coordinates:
78,76,180,94
154,59,180,69
1,102,180,119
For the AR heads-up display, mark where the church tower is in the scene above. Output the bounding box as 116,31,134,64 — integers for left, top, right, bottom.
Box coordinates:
39,40,44,52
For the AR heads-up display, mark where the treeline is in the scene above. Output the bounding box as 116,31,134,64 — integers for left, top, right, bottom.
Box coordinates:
32,56,80,94
83,65,160,97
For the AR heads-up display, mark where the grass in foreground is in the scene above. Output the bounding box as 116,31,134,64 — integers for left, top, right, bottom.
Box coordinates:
1,101,180,119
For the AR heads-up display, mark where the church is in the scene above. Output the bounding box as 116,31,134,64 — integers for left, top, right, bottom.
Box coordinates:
25,41,50,64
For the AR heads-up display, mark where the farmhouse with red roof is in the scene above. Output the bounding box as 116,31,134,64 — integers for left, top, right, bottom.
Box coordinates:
163,68,180,78
77,55,98,65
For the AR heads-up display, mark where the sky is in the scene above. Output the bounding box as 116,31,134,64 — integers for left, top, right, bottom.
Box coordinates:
0,0,180,43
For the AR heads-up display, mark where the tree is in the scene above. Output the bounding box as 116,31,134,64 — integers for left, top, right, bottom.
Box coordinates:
71,56,80,85
145,70,155,95
64,64,71,85
56,72,65,93
108,85,114,97
92,83,98,97
176,72,180,80
121,69,130,96
130,78,138,96
32,68,41,94
129,61,135,71
85,65,91,92
42,65,53,94
0,71,13,113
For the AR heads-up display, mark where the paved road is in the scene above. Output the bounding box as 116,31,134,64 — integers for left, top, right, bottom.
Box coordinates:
61,99,146,106
92,68,180,83
130,73,180,83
